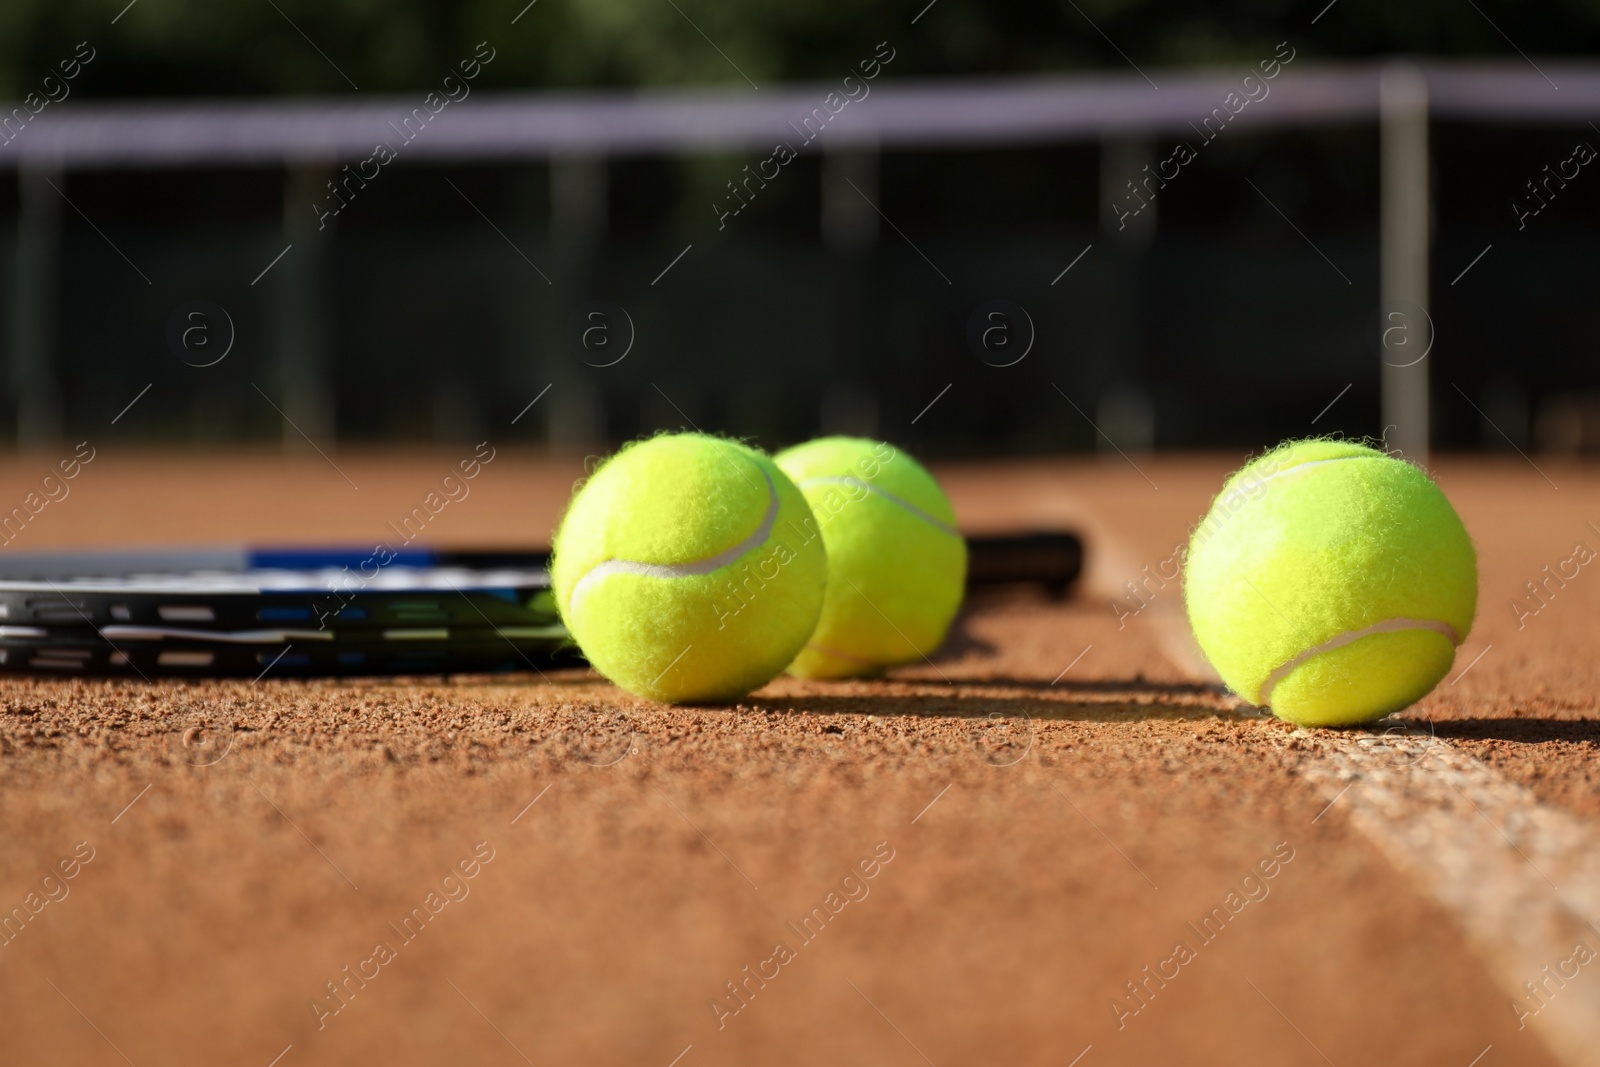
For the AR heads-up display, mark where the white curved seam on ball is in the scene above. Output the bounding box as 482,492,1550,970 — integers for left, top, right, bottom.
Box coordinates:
1255,616,1461,707
567,461,779,617
797,476,960,536
1197,455,1392,544
1253,454,1387,486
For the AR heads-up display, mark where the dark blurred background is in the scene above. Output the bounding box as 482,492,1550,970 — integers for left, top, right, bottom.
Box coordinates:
1,0,1598,457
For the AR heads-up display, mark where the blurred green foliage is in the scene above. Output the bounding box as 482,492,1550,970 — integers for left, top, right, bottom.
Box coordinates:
0,0,1596,99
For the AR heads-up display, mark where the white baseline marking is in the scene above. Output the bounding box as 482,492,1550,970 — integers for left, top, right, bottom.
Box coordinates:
1302,733,1600,1067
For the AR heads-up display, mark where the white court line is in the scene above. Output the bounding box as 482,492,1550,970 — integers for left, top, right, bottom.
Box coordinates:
1302,733,1600,1067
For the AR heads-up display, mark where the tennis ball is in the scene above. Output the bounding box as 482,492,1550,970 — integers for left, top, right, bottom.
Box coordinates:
1184,439,1477,727
551,433,827,703
775,437,966,678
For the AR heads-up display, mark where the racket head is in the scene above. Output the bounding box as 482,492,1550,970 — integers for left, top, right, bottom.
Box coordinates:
0,552,574,678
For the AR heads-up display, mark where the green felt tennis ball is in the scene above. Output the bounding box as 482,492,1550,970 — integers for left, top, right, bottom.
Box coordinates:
550,433,827,703
774,437,967,679
1184,439,1477,727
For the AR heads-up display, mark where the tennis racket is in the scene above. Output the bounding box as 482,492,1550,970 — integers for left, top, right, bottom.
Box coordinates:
0,532,1080,677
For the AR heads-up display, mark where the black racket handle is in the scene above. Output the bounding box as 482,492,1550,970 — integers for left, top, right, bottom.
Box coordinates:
480,531,1085,595
963,532,1082,594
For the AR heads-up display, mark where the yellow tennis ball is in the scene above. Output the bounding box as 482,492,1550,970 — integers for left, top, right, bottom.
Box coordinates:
550,433,827,703
775,437,966,679
1184,439,1477,727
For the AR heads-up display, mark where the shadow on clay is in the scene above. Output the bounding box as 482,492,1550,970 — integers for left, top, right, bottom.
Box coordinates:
1430,717,1600,746
740,690,1235,724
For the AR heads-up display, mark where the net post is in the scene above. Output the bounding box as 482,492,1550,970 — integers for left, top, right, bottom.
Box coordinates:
821,144,879,254
275,164,336,450
10,164,63,446
1379,61,1431,464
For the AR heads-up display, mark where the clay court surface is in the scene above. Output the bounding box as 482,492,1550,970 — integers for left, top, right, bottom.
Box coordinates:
1,448,1597,1067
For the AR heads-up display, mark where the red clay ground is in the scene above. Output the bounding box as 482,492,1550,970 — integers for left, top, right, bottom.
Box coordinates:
0,449,1594,1066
